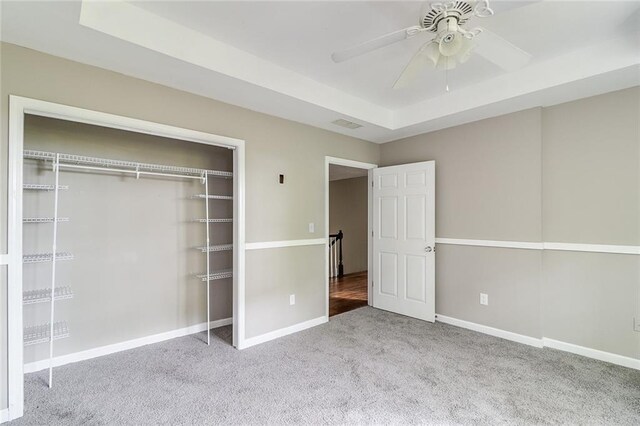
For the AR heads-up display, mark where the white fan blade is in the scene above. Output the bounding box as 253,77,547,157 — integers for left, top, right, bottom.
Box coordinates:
332,26,421,63
393,41,437,89
473,27,531,72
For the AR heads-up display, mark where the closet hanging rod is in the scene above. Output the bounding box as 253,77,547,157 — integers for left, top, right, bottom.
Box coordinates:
54,163,206,181
191,194,233,200
23,150,233,180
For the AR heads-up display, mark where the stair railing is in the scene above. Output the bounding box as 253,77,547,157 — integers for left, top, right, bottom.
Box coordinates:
329,230,344,278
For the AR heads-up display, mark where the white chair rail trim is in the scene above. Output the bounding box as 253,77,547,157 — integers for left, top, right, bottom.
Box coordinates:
435,238,640,255
242,238,638,255
245,238,327,250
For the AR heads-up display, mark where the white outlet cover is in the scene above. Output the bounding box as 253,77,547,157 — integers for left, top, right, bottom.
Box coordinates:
480,293,489,306
289,294,295,305
308,222,315,233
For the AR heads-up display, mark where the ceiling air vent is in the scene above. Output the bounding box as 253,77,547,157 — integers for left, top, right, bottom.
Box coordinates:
332,119,363,130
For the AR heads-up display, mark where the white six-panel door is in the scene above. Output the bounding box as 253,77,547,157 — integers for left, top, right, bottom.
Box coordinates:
373,161,435,322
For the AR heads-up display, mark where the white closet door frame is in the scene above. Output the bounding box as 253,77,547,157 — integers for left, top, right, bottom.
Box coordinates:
6,96,246,421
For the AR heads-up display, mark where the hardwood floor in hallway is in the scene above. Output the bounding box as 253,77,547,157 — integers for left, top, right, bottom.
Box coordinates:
329,271,368,317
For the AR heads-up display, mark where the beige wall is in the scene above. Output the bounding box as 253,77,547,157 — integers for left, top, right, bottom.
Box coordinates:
381,109,543,242
542,87,639,246
0,43,379,410
329,176,368,275
541,87,640,358
542,251,639,357
436,245,542,338
245,245,325,338
381,88,640,359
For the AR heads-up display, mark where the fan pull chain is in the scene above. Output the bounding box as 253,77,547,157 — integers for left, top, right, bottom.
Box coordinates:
445,59,450,92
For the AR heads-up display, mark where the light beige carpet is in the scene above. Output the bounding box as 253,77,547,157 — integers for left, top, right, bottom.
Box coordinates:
17,307,640,424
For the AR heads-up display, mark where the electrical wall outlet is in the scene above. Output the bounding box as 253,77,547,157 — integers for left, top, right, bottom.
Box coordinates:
289,294,295,305
308,222,315,233
634,317,640,332
480,293,489,306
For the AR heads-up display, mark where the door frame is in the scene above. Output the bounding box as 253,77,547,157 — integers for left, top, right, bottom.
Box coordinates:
324,156,377,317
6,96,246,421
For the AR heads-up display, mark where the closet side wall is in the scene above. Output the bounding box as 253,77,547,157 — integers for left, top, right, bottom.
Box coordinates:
22,115,233,364
0,42,9,411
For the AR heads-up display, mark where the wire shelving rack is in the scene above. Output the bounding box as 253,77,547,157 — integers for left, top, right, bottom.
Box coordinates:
196,244,233,253
23,252,74,264
22,153,71,389
23,287,74,305
23,322,70,346
23,149,235,363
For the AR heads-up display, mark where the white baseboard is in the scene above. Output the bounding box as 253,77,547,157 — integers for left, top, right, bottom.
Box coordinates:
543,338,640,370
436,314,639,370
436,314,544,348
239,315,327,349
24,318,232,374
0,408,9,424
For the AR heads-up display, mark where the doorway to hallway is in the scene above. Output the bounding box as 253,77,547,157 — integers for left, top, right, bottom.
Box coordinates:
328,161,372,316
329,271,368,316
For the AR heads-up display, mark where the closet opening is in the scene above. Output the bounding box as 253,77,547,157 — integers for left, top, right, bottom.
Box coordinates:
7,97,245,420
22,115,234,386
23,115,239,386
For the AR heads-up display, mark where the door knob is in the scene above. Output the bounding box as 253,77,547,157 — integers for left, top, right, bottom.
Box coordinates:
425,246,432,252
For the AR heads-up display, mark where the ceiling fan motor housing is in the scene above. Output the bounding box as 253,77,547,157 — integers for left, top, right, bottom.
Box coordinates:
422,1,475,31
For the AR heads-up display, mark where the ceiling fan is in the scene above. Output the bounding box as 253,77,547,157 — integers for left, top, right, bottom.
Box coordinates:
331,0,532,89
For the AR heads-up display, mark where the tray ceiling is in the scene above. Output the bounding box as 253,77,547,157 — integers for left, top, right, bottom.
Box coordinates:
1,1,638,142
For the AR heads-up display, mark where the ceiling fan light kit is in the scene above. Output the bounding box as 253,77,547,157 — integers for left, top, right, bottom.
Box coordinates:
426,16,476,71
331,0,532,90
437,17,463,57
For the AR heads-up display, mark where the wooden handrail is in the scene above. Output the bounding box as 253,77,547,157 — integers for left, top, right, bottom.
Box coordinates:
329,230,344,277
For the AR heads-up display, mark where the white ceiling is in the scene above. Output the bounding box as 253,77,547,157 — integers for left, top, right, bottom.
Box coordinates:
1,1,638,143
134,0,636,108
329,164,369,181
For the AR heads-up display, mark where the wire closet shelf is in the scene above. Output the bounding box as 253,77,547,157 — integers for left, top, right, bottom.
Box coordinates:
23,150,233,180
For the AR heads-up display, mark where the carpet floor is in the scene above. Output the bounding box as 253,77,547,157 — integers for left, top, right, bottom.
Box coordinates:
16,307,640,425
